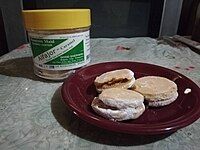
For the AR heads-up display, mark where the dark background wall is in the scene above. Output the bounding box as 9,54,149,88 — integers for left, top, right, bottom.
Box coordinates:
0,0,27,53
0,8,8,56
0,0,199,56
23,0,153,38
178,0,200,36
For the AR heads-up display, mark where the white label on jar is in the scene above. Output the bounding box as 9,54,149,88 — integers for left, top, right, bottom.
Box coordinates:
28,30,90,70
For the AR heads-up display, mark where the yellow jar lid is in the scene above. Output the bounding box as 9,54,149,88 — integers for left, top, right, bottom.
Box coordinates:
22,9,91,30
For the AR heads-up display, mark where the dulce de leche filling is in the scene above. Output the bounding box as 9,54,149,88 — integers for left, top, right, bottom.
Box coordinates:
95,78,129,89
92,97,118,110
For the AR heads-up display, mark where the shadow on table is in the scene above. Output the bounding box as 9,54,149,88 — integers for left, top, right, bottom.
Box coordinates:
0,57,59,82
51,87,173,146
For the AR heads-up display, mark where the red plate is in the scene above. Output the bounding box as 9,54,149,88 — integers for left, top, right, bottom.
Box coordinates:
61,62,200,135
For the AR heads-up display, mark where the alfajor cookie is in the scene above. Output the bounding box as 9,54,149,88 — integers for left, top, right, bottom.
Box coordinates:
94,69,135,92
91,88,145,121
133,76,178,107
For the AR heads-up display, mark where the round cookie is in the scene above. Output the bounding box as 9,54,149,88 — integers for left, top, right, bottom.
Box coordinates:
133,76,178,107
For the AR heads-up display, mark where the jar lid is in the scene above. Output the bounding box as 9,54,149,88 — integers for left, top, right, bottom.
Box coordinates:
22,9,91,30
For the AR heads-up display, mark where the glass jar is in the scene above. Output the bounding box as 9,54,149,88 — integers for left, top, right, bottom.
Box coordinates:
22,9,91,80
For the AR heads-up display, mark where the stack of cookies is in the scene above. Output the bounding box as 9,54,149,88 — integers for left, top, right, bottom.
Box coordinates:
91,69,178,121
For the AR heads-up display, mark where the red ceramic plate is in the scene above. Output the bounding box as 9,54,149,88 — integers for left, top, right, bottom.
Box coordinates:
61,62,200,135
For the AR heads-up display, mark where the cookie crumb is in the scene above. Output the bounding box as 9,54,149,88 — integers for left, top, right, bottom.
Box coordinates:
184,88,191,94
